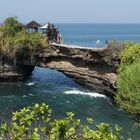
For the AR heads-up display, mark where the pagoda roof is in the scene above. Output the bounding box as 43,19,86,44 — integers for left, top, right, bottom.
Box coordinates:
25,20,41,28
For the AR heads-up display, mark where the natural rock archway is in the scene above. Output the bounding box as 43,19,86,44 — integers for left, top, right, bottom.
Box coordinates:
0,43,120,98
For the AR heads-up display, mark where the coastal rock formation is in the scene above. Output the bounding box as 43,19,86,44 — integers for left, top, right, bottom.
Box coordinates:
35,43,120,98
0,43,120,98
0,64,34,82
0,54,34,81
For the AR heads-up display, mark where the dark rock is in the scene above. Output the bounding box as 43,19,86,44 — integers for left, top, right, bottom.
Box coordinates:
0,44,120,98
35,44,120,98
0,64,34,82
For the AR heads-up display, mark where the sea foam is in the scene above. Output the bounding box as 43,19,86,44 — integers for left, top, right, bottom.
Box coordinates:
64,89,106,98
26,82,35,86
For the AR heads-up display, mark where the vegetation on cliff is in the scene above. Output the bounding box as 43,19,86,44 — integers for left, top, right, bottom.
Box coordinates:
115,43,140,121
0,103,122,140
0,17,48,62
119,42,140,71
116,60,140,120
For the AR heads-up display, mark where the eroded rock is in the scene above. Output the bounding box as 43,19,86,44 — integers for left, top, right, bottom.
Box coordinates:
0,44,120,98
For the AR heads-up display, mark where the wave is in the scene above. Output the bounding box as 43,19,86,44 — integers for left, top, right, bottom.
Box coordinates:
64,89,106,98
26,82,35,86
23,95,27,98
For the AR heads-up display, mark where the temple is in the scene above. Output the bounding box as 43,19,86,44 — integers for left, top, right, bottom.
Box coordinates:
25,21,63,44
25,20,41,32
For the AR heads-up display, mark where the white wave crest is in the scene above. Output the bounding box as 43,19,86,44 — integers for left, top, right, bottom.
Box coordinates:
64,89,106,98
26,82,35,86
23,95,27,98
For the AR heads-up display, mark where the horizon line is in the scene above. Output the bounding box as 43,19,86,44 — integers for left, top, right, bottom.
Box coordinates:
53,22,140,24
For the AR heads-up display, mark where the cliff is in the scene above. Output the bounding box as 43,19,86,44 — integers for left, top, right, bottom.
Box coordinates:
0,44,120,98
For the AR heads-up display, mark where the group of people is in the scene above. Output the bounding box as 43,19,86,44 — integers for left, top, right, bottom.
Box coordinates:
40,22,63,44
96,40,108,48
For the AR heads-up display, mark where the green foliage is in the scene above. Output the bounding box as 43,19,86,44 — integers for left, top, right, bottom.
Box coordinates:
12,31,48,48
0,17,48,61
115,60,140,120
115,41,140,123
0,103,122,140
10,30,48,60
119,44,140,71
0,17,24,38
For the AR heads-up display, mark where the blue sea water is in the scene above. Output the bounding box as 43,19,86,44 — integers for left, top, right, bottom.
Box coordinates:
0,24,140,139
56,23,140,47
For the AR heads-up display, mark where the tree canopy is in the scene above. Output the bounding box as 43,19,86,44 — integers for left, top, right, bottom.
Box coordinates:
0,103,122,140
0,17,48,60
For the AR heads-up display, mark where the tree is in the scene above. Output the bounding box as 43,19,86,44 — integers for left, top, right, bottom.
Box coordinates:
0,17,49,62
119,44,140,71
0,103,122,140
115,60,140,121
0,17,24,37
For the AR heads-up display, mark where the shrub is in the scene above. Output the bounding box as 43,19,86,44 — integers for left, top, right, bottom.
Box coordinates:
115,60,140,120
0,17,48,62
0,103,122,140
11,31,48,59
119,44,140,71
107,40,125,49
0,17,24,38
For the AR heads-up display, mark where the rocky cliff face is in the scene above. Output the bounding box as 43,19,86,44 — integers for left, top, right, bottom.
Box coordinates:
34,44,120,98
0,54,34,81
0,44,120,98
0,64,34,82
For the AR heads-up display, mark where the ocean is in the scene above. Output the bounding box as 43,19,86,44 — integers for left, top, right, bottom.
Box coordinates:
57,23,140,47
0,24,140,139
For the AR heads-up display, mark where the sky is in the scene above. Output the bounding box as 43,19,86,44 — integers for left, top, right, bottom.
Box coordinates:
0,0,140,23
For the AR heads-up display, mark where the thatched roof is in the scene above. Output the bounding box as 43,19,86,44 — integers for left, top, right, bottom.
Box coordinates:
25,20,41,28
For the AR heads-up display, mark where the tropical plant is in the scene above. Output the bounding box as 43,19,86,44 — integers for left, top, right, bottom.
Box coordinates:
0,103,123,140
115,60,140,121
0,17,49,64
119,43,140,71
0,17,24,38
10,31,48,61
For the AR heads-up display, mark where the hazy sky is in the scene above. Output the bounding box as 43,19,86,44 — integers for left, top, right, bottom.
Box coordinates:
0,0,140,23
